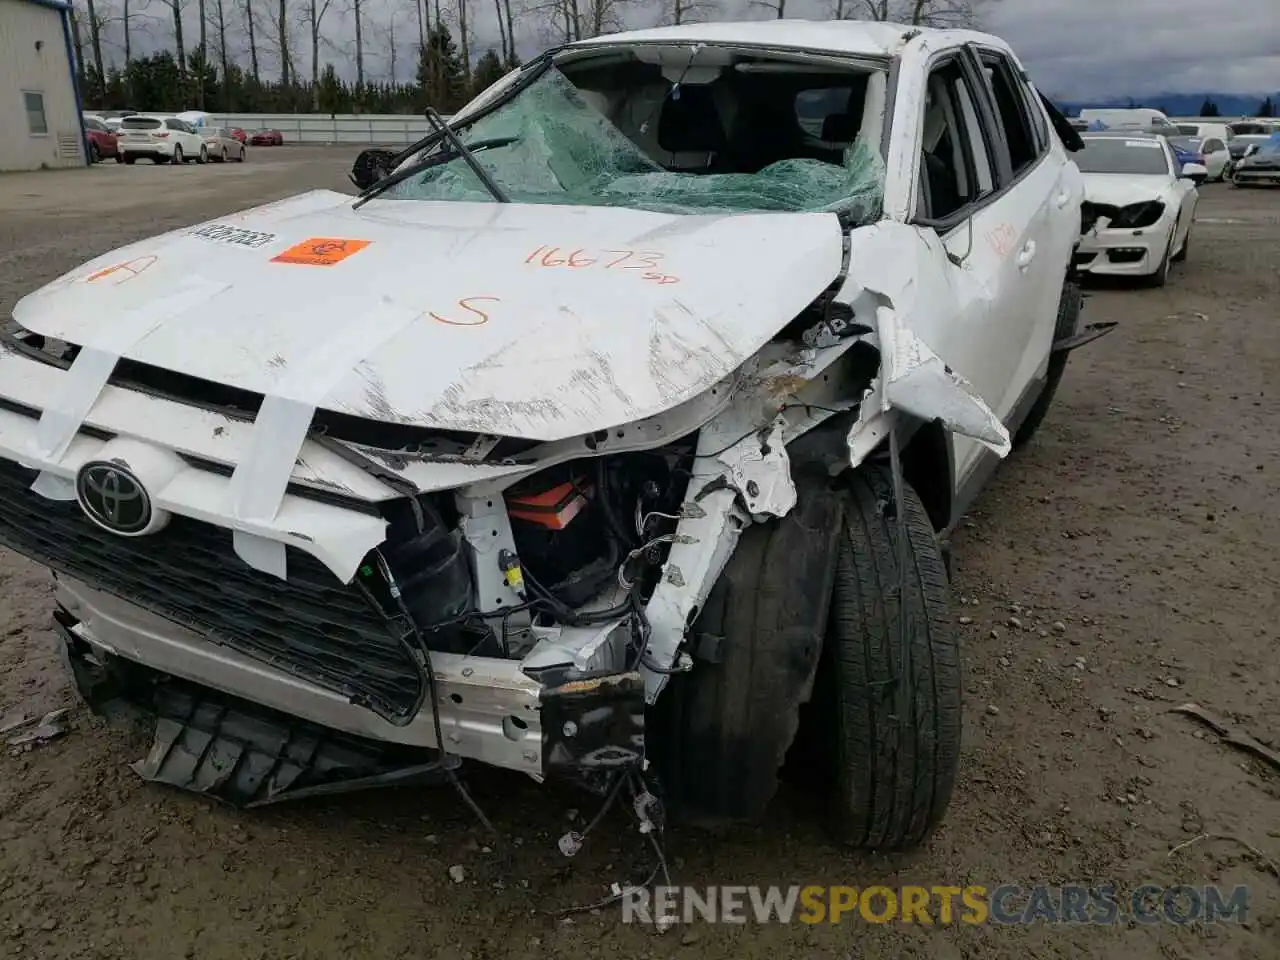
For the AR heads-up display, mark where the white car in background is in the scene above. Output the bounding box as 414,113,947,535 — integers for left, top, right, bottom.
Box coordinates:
1195,135,1231,181
117,115,208,165
1074,132,1202,287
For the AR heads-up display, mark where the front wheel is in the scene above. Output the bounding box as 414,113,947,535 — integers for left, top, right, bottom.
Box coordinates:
88,142,100,163
1142,232,1173,288
171,145,184,165
196,146,207,164
803,466,959,850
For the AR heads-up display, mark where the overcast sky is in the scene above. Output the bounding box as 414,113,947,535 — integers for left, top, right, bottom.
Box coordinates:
87,0,1277,100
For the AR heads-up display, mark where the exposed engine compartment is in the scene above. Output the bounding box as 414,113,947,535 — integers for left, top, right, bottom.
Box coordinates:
369,447,696,664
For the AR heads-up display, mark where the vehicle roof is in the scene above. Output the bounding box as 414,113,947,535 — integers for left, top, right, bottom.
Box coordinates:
569,19,1007,58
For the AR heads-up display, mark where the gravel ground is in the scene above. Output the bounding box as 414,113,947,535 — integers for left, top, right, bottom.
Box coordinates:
1,148,1277,960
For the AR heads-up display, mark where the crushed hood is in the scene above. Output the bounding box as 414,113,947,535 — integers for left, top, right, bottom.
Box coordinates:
1081,174,1173,209
15,190,844,441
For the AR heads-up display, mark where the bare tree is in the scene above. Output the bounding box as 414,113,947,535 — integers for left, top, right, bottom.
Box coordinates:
155,0,188,74
69,6,87,89
276,0,291,86
196,0,207,106
492,0,507,63
239,0,260,81
378,12,398,82
750,0,785,18
211,0,231,100
453,0,470,84
848,0,986,26
531,0,632,42
305,0,334,106
352,0,365,91
501,0,514,63
82,0,107,92
657,0,716,24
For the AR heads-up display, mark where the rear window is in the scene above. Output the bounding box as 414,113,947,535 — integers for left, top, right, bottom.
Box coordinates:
122,117,162,130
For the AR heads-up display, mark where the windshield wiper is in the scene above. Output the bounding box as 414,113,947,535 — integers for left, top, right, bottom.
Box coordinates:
422,106,509,202
351,54,554,207
350,135,519,210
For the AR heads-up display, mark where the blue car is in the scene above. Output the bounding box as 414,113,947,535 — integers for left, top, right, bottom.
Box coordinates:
1167,137,1207,183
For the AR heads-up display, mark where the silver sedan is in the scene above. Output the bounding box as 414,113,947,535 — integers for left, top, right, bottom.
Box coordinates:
202,127,246,163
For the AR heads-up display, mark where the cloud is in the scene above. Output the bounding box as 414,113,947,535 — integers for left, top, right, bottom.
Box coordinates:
983,0,1279,99
89,0,1278,98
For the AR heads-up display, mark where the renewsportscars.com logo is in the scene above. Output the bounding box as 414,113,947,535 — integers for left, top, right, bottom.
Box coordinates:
620,884,1252,926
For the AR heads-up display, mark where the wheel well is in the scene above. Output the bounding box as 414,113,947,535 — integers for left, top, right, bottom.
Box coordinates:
900,419,953,532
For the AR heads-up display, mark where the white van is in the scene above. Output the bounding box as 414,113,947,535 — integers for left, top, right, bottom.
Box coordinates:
1078,108,1178,133
1177,121,1235,142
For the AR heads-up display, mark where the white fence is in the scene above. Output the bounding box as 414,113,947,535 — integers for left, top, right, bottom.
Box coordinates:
211,113,449,145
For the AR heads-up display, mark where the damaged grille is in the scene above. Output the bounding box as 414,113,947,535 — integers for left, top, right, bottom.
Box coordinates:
0,460,421,720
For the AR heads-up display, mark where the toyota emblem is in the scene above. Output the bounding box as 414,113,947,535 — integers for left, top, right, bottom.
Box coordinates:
75,461,153,535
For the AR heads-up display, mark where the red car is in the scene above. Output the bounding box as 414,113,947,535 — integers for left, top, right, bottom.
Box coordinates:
82,116,118,163
229,127,248,144
249,129,284,146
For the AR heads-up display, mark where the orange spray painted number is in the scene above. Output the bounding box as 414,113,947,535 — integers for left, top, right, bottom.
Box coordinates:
524,246,679,284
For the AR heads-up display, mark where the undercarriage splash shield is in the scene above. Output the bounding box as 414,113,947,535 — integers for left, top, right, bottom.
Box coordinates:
131,682,459,807
54,612,457,808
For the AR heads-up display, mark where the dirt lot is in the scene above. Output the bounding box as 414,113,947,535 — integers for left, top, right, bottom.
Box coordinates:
0,147,1277,960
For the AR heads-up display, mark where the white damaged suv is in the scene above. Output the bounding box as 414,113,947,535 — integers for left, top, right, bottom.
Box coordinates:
0,21,1104,848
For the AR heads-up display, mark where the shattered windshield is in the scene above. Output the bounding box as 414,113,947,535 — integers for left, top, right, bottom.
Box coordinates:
383,66,885,220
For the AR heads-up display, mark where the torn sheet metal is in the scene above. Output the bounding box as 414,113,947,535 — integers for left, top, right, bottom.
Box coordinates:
719,415,797,518
873,303,1011,457
6,709,70,750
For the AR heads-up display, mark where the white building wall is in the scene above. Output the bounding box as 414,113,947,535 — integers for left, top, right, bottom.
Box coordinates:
0,0,84,171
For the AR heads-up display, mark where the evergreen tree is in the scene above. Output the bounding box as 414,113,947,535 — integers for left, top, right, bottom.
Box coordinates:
416,24,468,112
317,63,346,114
1258,96,1274,118
1198,98,1220,117
471,49,505,95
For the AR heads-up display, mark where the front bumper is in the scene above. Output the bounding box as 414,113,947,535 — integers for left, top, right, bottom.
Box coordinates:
1074,219,1174,276
1234,167,1280,185
54,577,645,795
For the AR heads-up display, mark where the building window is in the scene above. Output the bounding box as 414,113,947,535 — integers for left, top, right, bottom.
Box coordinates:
24,92,48,136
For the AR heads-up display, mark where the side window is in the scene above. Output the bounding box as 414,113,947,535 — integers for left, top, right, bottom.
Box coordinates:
1205,138,1224,153
978,52,1042,176
914,58,997,222
24,92,48,135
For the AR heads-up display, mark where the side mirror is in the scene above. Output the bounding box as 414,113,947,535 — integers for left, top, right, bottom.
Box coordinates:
350,148,398,190
1179,162,1207,180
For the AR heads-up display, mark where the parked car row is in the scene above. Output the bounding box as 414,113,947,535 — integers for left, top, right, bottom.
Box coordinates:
82,112,285,165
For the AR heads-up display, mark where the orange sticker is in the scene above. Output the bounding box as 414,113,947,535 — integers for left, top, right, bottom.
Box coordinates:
270,238,372,266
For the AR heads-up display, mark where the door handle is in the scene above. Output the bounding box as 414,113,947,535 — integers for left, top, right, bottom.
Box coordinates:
1016,241,1037,268
1054,190,1071,208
